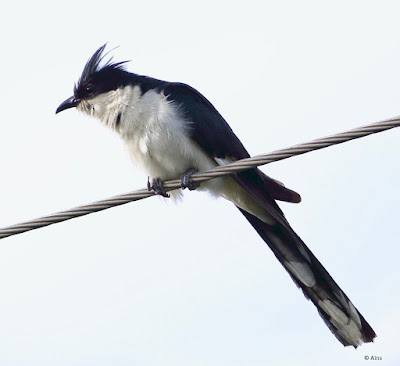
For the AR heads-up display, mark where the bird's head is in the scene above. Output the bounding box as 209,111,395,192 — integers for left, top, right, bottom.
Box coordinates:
56,44,130,115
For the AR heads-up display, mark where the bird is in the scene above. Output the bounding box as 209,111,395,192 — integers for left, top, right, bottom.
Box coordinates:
56,44,376,347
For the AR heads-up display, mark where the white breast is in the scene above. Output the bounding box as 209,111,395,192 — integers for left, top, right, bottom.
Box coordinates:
85,84,273,222
113,86,215,180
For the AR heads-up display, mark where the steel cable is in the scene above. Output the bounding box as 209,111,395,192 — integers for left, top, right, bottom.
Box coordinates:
1,116,399,240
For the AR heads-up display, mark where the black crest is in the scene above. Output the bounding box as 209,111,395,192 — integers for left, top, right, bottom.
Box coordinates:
74,44,130,100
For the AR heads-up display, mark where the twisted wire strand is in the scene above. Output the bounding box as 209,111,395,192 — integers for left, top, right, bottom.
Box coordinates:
1,116,399,240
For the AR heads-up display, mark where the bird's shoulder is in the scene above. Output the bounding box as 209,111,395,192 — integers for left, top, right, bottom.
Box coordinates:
140,77,301,204
150,80,249,160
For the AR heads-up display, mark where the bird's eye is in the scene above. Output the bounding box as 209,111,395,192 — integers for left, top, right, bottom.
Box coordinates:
85,84,95,96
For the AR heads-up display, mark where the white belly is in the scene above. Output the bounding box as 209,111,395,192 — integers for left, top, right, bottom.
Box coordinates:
114,86,273,223
123,127,273,223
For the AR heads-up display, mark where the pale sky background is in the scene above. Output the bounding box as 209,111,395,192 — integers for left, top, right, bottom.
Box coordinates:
0,1,400,365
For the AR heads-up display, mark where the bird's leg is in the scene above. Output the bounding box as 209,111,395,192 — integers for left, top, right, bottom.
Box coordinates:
180,168,200,191
147,177,170,198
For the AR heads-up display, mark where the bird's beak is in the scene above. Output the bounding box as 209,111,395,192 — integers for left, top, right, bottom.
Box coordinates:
55,96,79,114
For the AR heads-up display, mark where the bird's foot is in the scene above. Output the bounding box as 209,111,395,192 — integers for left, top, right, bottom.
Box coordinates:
147,177,170,198
180,168,200,191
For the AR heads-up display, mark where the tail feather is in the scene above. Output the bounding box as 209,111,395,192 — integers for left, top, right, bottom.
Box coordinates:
238,207,376,347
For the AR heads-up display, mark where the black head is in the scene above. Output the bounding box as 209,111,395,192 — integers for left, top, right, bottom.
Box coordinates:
56,44,130,114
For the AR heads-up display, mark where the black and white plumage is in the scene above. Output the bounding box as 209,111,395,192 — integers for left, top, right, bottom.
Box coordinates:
56,45,376,347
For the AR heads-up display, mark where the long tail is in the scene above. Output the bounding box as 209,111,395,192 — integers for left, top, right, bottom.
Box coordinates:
237,207,376,347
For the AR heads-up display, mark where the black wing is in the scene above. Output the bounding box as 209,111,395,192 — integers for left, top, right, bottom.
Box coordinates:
160,83,376,347
160,82,301,205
